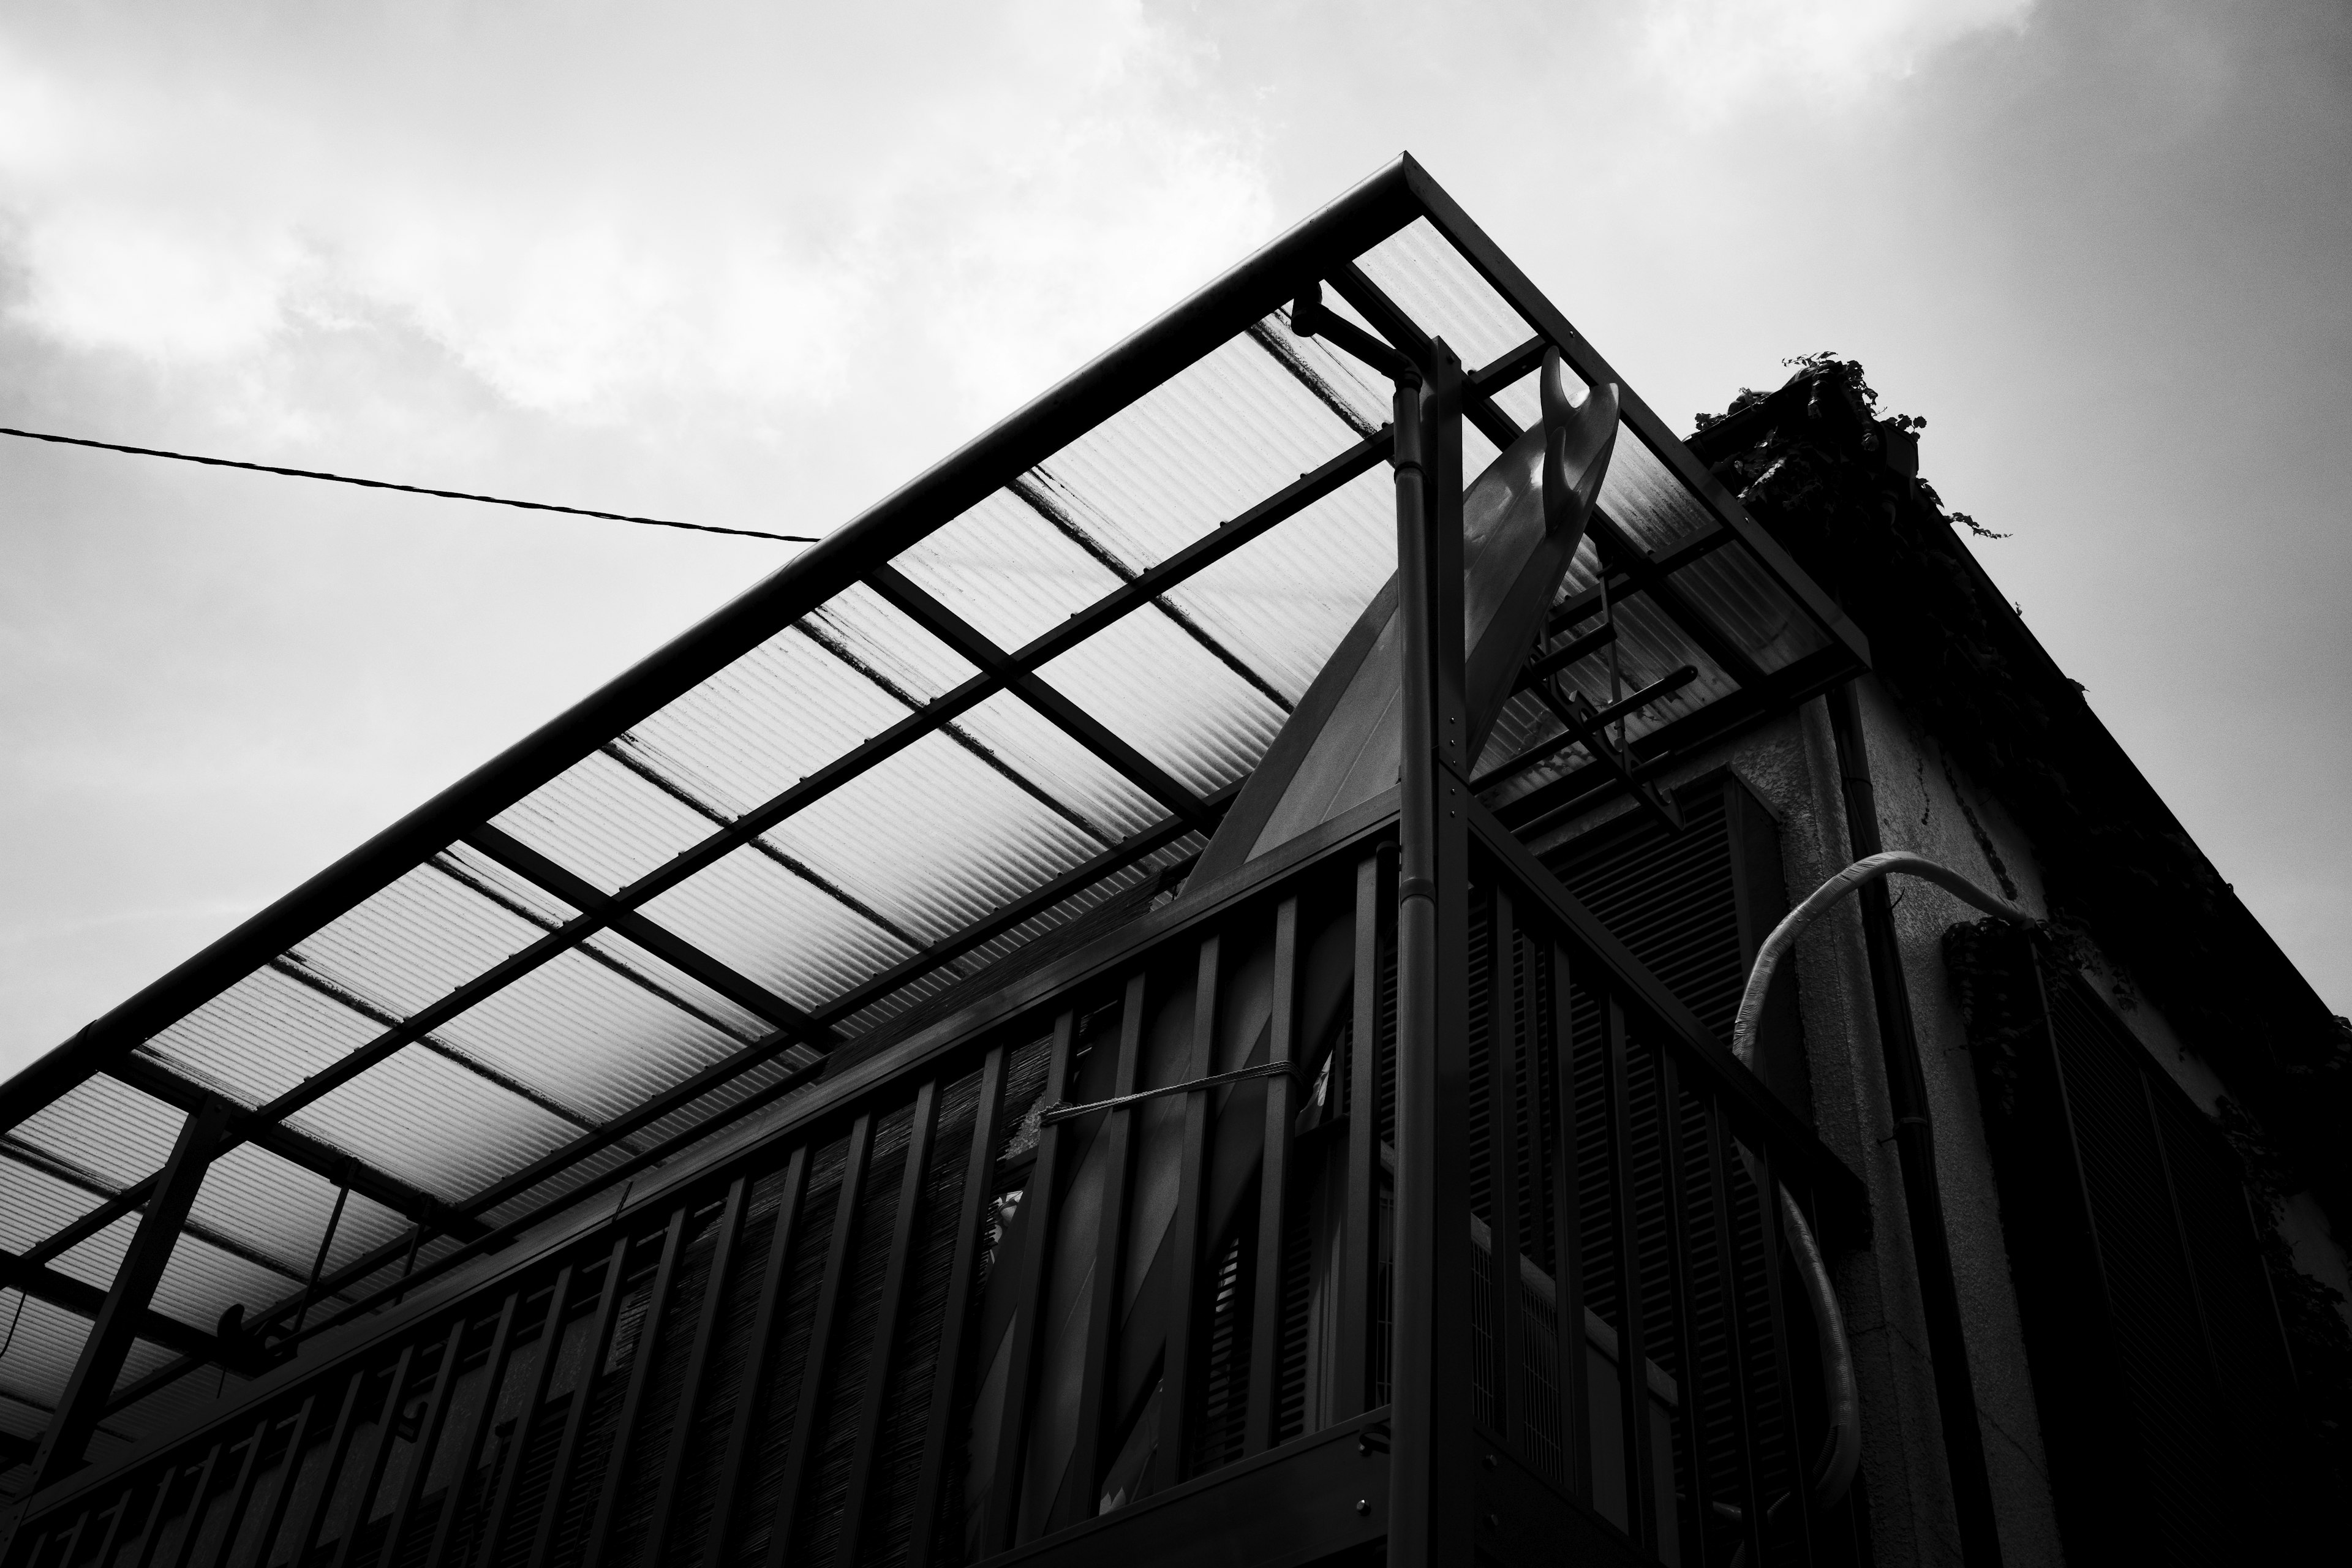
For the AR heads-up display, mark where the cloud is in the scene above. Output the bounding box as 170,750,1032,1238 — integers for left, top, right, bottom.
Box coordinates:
0,1,1274,431
1638,0,2035,115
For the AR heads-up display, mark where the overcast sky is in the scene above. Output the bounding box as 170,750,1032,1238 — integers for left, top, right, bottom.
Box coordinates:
1,0,2346,1079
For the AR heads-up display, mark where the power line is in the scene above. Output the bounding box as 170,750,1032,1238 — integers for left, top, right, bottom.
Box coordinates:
0,426,818,545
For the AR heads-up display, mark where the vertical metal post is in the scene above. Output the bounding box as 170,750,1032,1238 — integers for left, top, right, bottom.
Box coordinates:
1545,945,1592,1503
1484,891,1530,1450
463,1273,573,1568
907,1047,1008,1568
1066,978,1148,1529
31,1099,230,1491
765,1114,876,1568
420,1292,522,1568
839,1082,941,1568
1600,1002,1657,1555
1335,850,1392,1421
1826,680,2004,1567
1243,897,1302,1454
1389,341,1474,1568
1160,937,1221,1479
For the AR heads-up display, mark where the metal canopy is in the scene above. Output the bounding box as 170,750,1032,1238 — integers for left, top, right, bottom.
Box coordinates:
0,154,1866,1487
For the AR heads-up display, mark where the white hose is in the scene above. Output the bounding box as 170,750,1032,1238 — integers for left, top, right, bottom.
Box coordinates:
1730,852,2032,1513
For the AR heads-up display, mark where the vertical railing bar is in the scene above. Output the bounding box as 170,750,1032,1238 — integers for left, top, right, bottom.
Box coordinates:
288,1371,369,1568
906,1045,1009,1568
322,1341,420,1568
195,1412,271,1568
379,1320,470,1568
1548,943,1593,1504
1159,935,1221,1482
698,1147,810,1568
1654,1054,1713,1561
1485,888,1531,1450
247,1393,322,1568
1600,998,1658,1556
1067,975,1150,1524
464,1269,575,1568
639,1179,749,1568
87,1480,136,1568
1243,896,1303,1455
1336,851,1385,1421
1754,1143,1819,1561
837,1080,942,1568
581,1207,692,1568
761,1110,876,1568
521,1236,633,1568
47,1511,86,1568
1702,1105,1767,1568
979,1011,1078,1552
114,1466,176,1568
420,1292,522,1568
159,1441,224,1568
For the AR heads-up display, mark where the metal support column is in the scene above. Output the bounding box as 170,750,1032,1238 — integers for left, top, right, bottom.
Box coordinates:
1388,341,1476,1568
28,1098,230,1492
1827,680,2004,1567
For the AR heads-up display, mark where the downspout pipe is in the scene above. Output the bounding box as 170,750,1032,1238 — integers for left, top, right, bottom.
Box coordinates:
1825,680,2009,1567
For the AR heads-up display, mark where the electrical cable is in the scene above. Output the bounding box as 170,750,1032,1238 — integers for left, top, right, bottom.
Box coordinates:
1728,851,2035,1518
0,426,818,544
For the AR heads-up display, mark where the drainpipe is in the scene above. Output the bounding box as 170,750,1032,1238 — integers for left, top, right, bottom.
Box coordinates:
1825,680,2006,1567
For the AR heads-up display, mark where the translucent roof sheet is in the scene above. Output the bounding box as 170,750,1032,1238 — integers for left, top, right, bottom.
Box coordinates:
0,155,1866,1493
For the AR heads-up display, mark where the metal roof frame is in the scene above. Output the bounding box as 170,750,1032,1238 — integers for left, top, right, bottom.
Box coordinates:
0,154,1868,1453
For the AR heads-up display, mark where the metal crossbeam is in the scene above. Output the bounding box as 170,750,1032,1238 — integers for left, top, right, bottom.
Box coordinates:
29,1099,227,1489
462,823,815,1034
867,566,1218,830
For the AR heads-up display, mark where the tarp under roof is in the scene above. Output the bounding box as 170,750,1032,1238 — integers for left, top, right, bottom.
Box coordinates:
0,154,1866,1482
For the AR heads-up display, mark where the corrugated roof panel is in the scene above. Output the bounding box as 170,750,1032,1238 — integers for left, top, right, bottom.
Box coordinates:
1158,462,1396,705
144,965,382,1109
1032,332,1363,573
638,840,916,1012
145,1231,298,1332
573,928,772,1041
431,946,750,1122
489,747,714,898
761,730,1111,948
625,616,949,825
951,690,1159,844
1032,611,1288,798
1355,217,1535,372
1599,429,1717,556
892,489,1125,652
287,1047,584,1202
801,582,981,706
1255,310,1392,434
186,1143,409,1284
1663,542,1831,675
12,1076,187,1193
0,1154,108,1257
292,861,551,1022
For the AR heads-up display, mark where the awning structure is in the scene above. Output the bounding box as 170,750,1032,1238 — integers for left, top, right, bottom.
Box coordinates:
0,155,1866,1488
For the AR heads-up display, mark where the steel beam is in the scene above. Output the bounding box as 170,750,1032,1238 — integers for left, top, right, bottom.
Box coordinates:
29,1099,228,1490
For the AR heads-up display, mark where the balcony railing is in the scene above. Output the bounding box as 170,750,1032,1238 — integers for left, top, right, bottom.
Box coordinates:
6,792,1863,1568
